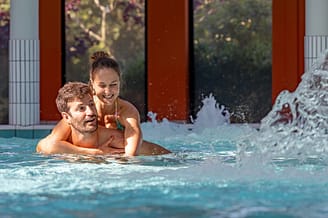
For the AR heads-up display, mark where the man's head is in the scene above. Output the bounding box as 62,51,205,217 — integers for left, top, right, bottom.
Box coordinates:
56,82,93,113
56,82,98,133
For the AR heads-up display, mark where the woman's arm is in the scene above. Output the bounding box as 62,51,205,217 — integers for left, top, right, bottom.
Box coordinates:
36,137,124,155
36,136,100,155
121,105,143,156
35,119,74,154
36,119,124,155
48,119,72,141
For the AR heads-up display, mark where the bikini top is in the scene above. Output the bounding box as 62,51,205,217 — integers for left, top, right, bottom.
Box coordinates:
115,100,125,131
115,119,125,131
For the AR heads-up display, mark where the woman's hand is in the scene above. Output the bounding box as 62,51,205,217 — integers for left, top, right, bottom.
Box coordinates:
98,135,125,154
104,114,120,129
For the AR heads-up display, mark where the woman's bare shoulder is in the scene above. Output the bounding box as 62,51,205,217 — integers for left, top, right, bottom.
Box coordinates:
117,98,139,117
49,119,71,140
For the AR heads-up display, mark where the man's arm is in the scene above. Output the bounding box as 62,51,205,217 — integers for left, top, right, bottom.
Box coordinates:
36,135,124,155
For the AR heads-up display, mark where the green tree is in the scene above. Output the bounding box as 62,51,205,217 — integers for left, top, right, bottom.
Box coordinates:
193,0,272,123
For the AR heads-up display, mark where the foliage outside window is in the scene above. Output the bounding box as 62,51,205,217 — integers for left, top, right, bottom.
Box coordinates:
193,0,272,123
65,0,146,119
0,0,10,124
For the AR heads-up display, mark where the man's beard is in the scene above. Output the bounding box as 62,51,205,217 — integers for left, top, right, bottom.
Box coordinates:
70,119,98,134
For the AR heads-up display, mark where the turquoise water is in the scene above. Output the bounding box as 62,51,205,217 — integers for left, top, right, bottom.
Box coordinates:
1,123,328,218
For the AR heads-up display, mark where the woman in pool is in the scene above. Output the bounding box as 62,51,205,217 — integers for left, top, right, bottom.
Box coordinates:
47,51,170,156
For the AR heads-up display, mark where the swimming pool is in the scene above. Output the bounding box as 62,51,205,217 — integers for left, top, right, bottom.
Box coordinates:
1,123,328,218
1,51,327,217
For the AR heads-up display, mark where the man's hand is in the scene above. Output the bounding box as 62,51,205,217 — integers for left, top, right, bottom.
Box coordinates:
99,136,125,154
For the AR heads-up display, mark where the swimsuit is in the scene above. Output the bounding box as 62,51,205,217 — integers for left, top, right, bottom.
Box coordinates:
115,100,125,131
116,119,125,131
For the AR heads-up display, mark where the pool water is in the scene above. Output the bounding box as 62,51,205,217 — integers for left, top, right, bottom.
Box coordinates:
1,122,328,218
1,51,327,218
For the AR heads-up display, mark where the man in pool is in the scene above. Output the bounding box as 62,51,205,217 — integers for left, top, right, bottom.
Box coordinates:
36,82,171,156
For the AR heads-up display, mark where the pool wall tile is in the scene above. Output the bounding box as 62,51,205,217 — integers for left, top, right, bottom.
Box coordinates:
0,125,54,139
33,129,52,138
0,130,15,138
16,130,34,138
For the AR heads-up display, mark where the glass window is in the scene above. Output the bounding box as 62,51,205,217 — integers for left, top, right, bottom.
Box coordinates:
0,0,10,124
193,0,272,123
64,0,146,119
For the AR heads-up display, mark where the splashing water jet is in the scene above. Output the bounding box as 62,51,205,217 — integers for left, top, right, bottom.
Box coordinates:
192,93,230,132
240,50,328,162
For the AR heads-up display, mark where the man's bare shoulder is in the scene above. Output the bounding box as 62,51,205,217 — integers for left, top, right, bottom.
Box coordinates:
36,136,54,154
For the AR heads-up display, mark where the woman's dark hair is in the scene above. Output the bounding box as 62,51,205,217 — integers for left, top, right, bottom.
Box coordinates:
89,51,122,80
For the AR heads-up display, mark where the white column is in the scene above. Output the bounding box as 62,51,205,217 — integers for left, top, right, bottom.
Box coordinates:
9,0,39,126
305,0,328,71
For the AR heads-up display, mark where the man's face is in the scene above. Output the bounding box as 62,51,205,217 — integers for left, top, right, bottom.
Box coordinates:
65,95,98,134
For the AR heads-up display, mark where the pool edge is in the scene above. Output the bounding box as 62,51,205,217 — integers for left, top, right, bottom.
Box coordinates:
0,124,55,139
0,123,261,139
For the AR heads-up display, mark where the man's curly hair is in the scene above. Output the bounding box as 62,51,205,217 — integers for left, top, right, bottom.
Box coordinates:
56,82,93,113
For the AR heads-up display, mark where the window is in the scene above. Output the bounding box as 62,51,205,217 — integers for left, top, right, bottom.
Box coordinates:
192,0,272,123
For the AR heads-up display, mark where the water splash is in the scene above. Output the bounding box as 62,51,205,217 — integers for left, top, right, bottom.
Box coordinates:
191,93,230,132
144,94,231,139
145,51,327,164
242,50,328,161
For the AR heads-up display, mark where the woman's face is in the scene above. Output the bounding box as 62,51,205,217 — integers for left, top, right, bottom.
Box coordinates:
92,68,120,105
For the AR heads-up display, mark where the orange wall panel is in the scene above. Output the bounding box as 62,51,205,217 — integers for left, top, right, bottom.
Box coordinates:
39,0,62,121
272,0,305,103
147,0,190,121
